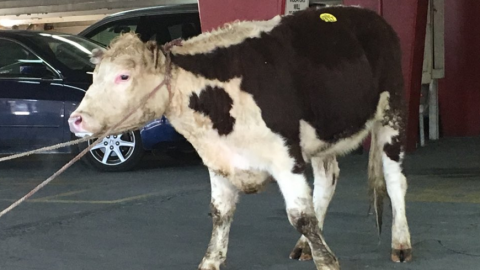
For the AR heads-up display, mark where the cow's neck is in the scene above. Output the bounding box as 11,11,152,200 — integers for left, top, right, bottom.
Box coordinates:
163,65,194,133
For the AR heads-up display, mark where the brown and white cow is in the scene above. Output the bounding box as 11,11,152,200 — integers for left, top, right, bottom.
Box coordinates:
69,6,411,270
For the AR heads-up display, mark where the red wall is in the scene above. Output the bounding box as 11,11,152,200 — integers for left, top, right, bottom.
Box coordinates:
198,0,284,32
438,0,480,136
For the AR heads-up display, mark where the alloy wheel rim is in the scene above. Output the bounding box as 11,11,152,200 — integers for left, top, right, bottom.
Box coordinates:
88,131,136,166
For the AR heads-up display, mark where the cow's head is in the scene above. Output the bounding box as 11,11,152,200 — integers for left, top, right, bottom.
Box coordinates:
69,33,170,136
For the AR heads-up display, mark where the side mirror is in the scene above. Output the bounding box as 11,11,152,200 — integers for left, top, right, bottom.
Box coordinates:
19,63,51,78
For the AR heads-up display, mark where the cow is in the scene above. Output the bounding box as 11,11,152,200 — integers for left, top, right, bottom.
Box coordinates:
68,6,412,270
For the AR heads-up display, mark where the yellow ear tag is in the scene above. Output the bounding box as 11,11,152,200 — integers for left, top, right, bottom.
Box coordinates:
320,13,337,23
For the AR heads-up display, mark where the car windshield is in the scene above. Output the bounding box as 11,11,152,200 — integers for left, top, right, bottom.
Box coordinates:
27,33,103,72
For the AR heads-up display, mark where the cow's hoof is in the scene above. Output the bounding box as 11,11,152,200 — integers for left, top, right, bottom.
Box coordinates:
315,257,340,270
198,266,219,270
289,240,312,261
391,248,412,263
198,260,220,270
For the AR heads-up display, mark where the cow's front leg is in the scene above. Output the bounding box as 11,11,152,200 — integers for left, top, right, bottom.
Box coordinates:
198,170,239,270
275,171,340,270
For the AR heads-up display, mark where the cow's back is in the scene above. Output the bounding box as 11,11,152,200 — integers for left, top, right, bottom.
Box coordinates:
277,6,404,143
171,6,404,146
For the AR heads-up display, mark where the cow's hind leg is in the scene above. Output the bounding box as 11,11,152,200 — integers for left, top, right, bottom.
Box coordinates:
275,170,339,270
290,156,339,261
372,117,412,262
198,170,239,270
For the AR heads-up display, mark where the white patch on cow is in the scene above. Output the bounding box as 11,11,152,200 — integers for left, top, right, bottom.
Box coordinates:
172,15,282,56
299,120,327,160
312,156,339,229
299,91,391,158
290,156,339,261
382,152,411,250
209,169,239,214
167,69,294,178
274,171,314,214
377,124,400,146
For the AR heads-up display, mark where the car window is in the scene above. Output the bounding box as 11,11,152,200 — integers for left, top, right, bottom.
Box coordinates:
87,18,139,46
0,39,53,78
28,33,99,72
141,13,201,45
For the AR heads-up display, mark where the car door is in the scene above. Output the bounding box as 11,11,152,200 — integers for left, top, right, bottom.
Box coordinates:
0,38,66,154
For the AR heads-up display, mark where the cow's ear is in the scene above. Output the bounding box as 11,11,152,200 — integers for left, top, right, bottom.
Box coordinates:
90,48,105,65
146,40,157,52
146,40,165,69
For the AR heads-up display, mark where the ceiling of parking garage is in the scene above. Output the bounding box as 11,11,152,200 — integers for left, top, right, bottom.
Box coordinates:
0,0,341,29
0,0,197,28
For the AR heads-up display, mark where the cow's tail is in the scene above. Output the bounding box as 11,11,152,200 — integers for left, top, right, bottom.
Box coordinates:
368,123,387,236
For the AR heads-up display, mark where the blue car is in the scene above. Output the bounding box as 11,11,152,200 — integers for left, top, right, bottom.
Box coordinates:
0,30,193,172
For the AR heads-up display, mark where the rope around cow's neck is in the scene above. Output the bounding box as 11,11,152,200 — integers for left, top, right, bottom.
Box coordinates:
0,41,179,219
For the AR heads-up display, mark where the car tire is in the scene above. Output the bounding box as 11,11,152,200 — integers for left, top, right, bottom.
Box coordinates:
77,130,145,172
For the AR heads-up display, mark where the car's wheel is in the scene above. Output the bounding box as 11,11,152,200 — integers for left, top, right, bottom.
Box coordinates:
78,130,144,172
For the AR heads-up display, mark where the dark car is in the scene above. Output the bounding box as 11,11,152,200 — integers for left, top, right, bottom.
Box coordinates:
0,30,193,172
0,31,96,155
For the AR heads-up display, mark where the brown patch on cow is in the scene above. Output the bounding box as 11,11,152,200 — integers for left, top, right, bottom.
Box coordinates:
203,202,233,266
213,170,229,179
230,170,272,194
209,202,223,226
391,248,412,263
288,143,306,174
189,86,236,136
289,237,313,261
384,135,402,162
241,182,266,194
295,214,320,240
242,185,261,194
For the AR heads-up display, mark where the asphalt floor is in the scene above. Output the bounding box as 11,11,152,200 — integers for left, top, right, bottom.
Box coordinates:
0,137,479,270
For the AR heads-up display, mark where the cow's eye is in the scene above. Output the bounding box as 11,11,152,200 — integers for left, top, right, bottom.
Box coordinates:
115,73,131,84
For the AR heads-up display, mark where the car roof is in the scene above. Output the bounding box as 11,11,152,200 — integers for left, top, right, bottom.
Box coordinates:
106,3,198,19
0,30,84,42
0,30,61,37
79,3,199,37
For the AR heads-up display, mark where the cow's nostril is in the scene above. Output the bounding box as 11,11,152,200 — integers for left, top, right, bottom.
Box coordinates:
68,115,84,133
74,116,82,126
68,115,82,125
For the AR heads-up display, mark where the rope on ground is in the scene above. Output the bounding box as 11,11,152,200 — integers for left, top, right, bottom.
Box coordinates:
0,136,104,219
